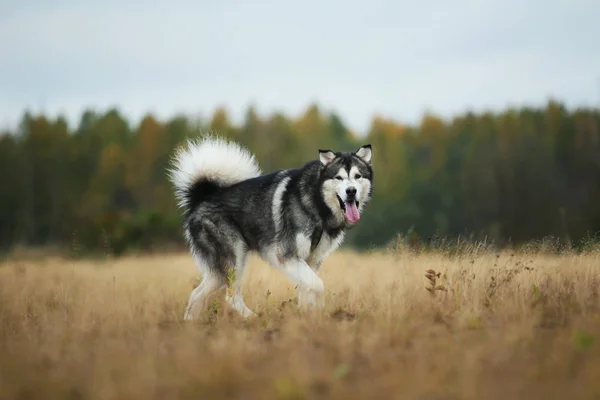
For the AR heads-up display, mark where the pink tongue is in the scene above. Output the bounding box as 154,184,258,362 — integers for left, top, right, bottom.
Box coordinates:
345,201,360,223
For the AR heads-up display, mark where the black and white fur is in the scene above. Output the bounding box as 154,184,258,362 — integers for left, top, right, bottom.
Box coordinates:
168,134,373,319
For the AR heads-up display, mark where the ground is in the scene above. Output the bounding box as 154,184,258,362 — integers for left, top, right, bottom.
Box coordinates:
1,245,599,399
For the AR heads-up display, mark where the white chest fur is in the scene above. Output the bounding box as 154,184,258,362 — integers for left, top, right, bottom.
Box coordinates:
295,230,346,268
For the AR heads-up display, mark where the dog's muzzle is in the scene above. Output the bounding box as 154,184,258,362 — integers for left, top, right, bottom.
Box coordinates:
337,195,359,211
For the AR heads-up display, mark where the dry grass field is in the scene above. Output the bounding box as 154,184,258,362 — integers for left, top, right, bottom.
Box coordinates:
1,245,599,399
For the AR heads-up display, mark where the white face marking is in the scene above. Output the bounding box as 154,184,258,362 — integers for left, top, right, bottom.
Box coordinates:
333,166,363,203
321,165,372,222
330,166,370,203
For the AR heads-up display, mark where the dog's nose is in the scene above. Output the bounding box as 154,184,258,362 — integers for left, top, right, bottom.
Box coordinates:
346,187,357,197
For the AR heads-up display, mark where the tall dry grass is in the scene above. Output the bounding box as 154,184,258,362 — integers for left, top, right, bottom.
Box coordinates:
1,246,599,399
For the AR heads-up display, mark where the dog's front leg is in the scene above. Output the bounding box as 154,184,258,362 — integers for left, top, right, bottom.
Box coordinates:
278,259,325,310
297,286,324,309
294,260,324,307
309,261,322,273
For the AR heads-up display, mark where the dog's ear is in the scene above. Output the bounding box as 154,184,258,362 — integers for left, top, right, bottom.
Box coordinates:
355,144,372,164
319,149,336,166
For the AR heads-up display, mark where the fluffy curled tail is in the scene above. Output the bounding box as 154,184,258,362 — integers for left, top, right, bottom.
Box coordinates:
168,134,262,214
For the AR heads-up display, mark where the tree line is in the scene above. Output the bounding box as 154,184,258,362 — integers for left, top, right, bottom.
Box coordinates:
0,100,599,255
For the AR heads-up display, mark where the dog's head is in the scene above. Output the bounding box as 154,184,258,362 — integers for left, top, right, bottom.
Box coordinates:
318,145,373,226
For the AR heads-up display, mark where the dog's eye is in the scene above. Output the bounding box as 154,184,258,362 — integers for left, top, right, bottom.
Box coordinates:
355,174,362,179
335,176,343,181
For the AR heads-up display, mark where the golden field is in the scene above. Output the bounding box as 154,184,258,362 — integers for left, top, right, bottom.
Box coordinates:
1,245,599,399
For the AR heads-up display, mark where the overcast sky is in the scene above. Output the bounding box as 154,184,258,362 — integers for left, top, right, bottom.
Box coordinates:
1,0,599,135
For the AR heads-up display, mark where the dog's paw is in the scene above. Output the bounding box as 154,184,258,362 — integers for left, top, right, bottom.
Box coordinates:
183,311,195,321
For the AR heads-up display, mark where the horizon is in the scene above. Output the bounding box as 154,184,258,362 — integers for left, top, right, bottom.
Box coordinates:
2,96,598,138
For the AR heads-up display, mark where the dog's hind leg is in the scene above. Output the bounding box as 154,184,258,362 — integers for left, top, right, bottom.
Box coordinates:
185,218,256,319
225,242,256,318
183,267,225,321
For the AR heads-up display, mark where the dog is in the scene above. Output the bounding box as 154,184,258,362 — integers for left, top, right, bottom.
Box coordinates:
168,134,373,319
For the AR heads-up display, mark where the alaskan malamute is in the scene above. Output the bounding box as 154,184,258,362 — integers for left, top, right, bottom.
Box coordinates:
168,135,373,319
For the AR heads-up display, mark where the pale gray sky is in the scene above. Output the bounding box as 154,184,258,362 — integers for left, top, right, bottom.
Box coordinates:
1,0,599,135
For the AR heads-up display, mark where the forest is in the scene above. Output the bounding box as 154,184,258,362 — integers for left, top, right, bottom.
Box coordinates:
0,99,599,255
